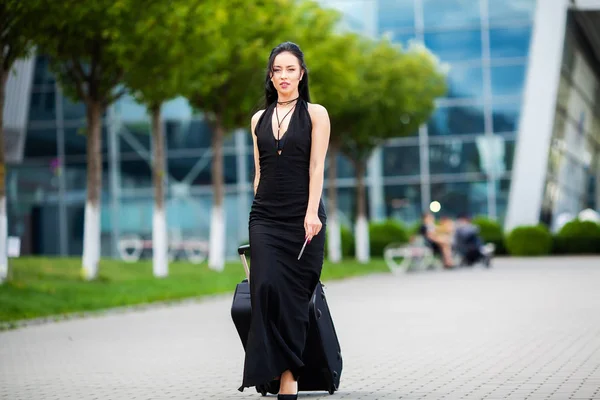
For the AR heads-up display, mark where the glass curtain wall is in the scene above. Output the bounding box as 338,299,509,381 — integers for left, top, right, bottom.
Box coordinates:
542,16,600,229
323,0,536,224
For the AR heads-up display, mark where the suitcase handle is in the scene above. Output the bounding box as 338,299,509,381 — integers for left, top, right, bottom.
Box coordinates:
237,245,250,282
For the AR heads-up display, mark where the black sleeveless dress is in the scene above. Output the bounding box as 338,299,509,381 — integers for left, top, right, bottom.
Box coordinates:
238,98,327,392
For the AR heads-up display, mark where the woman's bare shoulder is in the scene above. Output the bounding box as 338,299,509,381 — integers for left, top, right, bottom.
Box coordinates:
306,102,329,121
251,109,266,125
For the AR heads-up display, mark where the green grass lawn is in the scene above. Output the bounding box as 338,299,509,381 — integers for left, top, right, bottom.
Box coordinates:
0,257,389,323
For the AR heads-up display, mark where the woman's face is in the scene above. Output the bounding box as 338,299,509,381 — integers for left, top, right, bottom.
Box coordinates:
271,51,303,96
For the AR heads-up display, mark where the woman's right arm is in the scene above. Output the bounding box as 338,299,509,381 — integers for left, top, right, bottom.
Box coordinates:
251,110,265,195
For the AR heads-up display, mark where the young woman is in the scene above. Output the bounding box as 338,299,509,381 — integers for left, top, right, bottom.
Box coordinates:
238,42,330,400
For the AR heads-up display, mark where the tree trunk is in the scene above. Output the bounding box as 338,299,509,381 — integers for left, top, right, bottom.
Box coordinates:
150,103,168,278
327,139,342,263
355,160,370,263
208,116,226,271
0,71,8,283
82,101,103,280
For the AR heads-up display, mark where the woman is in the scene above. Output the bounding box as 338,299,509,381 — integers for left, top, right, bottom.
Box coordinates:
238,42,330,400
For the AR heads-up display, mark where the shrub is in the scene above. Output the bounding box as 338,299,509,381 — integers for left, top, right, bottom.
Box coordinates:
325,224,355,259
472,216,507,255
505,225,553,256
369,219,409,257
341,224,355,257
553,219,600,254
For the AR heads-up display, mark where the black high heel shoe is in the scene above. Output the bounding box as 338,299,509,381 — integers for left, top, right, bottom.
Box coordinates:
277,395,297,400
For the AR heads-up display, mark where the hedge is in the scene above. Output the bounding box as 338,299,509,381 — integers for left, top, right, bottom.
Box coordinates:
505,225,553,256
553,219,600,254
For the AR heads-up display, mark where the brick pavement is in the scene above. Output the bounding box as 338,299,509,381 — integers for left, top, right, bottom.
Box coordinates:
1,257,600,400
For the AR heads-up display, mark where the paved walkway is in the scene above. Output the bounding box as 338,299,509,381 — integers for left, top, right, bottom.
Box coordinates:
2,257,600,400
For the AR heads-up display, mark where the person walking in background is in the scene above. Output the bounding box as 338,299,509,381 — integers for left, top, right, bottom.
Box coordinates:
419,212,455,268
237,42,330,400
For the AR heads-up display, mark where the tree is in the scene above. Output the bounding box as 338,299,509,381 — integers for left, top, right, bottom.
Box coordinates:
182,0,334,270
121,0,199,277
304,31,365,263
341,39,447,262
33,0,150,279
0,0,38,283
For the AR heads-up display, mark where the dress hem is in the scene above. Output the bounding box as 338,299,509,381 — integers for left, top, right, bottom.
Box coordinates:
238,365,303,393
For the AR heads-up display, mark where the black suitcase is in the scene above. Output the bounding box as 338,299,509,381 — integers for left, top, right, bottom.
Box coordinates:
231,244,343,396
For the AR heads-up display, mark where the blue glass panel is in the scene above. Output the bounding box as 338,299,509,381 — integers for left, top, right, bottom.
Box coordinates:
120,121,151,152
24,128,57,158
383,30,416,49
492,99,521,133
165,119,212,150
64,125,109,155
430,137,514,176
29,90,56,121
489,26,532,59
495,178,511,224
162,97,194,120
115,94,148,123
423,0,481,29
336,154,355,179
323,0,371,33
427,104,485,136
384,184,422,223
424,30,482,62
490,64,526,97
377,0,415,31
445,64,484,99
429,141,485,174
32,56,56,86
430,181,489,217
120,158,152,188
63,160,111,194
488,0,536,24
63,95,87,121
168,154,237,185
382,145,420,177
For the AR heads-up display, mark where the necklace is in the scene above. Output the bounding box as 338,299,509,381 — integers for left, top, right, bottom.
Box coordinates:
275,102,296,152
277,97,299,106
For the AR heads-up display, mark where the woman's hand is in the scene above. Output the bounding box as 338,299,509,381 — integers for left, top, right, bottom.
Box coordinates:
304,212,322,242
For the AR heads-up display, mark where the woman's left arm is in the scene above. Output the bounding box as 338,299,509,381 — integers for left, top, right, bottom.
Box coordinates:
305,103,331,240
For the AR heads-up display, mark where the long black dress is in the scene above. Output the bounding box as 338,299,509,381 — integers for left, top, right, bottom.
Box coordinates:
238,98,327,392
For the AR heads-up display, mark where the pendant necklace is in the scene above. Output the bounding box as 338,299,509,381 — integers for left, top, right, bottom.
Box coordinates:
275,99,297,153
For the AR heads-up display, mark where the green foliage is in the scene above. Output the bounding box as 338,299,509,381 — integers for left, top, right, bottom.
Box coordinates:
121,0,195,107
505,225,553,256
181,0,310,129
341,224,355,258
472,216,507,255
369,219,409,257
554,219,600,254
0,0,37,73
31,0,148,105
339,39,447,163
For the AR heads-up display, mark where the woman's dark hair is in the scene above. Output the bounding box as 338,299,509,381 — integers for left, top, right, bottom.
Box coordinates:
264,41,310,108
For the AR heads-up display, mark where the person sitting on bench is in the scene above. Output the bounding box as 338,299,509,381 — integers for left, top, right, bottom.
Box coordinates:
419,212,454,269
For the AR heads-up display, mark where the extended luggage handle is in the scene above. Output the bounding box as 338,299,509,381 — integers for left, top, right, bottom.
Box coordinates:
238,244,250,282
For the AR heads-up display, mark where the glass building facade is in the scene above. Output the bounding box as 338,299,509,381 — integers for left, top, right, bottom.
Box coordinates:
322,0,535,222
540,14,600,228
9,0,598,259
